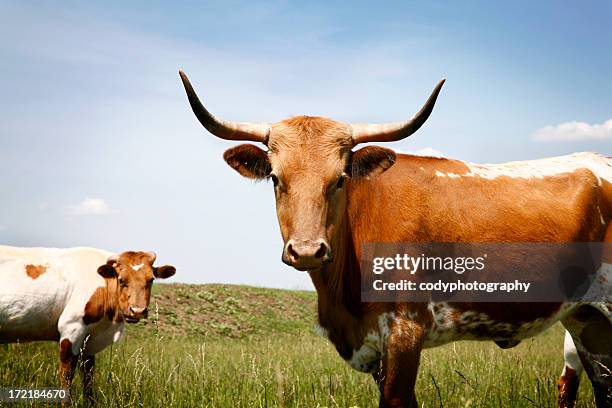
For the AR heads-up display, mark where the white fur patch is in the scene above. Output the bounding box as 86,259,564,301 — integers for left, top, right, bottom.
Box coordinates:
435,170,460,178
598,206,606,226
563,330,583,374
131,263,144,271
581,262,612,301
435,152,612,182
423,302,573,348
347,313,395,373
313,324,329,339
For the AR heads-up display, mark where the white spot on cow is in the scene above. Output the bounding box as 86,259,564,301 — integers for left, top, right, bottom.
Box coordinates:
435,170,461,178
563,331,583,374
403,310,419,320
423,302,573,348
581,262,612,301
131,263,144,271
347,313,395,373
313,324,329,339
112,325,124,343
348,332,381,373
597,206,605,225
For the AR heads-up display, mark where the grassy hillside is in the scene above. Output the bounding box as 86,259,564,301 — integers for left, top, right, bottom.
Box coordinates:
0,283,596,407
133,283,317,339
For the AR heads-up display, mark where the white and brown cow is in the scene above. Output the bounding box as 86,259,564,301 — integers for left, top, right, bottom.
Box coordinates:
0,246,176,402
558,331,585,408
180,70,612,407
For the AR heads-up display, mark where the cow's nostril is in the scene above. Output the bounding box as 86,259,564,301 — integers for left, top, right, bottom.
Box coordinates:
287,243,299,260
315,242,327,259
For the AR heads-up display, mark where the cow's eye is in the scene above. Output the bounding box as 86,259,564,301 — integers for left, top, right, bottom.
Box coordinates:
269,174,279,187
147,278,154,286
336,174,346,189
119,278,127,287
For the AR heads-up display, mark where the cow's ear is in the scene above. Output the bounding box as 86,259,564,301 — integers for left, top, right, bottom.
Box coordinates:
223,144,271,179
97,263,117,278
349,146,396,179
154,265,176,279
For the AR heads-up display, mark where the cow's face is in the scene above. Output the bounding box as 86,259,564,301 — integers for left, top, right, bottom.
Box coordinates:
223,117,396,271
97,252,176,322
179,70,444,271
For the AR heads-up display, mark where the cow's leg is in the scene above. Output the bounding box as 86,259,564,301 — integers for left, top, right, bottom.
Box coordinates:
81,354,95,405
557,330,584,408
58,314,89,404
377,388,418,408
376,320,424,408
59,338,78,401
562,304,612,408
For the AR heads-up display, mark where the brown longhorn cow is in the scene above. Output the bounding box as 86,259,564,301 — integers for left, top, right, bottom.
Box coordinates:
180,70,611,408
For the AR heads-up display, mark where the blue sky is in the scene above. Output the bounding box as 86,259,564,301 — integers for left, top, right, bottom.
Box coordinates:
1,1,610,288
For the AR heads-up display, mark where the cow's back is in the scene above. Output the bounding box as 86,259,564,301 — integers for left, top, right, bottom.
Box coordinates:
349,152,611,244
0,246,111,342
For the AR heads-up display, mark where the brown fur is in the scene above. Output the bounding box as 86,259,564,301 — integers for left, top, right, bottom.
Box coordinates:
25,264,46,279
224,144,271,179
558,367,580,408
83,287,106,324
59,338,77,396
59,338,73,365
83,283,121,324
272,116,352,149
351,146,397,178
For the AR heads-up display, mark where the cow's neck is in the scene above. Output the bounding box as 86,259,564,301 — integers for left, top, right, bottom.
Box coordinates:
309,205,362,327
103,278,123,322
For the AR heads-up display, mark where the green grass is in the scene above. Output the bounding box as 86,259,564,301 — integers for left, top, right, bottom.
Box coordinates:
0,284,595,407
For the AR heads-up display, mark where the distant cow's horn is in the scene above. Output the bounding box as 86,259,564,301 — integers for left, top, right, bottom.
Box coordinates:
179,70,270,143
350,79,445,145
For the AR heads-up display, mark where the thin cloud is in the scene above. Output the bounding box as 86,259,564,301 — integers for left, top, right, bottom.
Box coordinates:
411,147,445,157
533,118,612,142
395,147,445,157
67,198,117,215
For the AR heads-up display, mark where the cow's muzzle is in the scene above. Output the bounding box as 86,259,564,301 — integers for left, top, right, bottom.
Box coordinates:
282,238,333,271
125,306,148,323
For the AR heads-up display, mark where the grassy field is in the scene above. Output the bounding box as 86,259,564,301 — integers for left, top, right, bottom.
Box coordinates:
0,283,595,407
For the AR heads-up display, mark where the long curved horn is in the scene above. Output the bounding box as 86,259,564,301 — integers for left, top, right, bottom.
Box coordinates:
350,79,445,145
179,70,270,143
